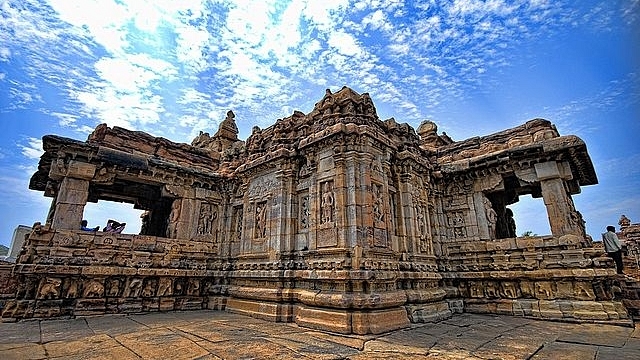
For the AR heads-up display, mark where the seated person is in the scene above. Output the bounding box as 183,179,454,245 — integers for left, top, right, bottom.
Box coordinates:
80,220,99,232
104,219,126,234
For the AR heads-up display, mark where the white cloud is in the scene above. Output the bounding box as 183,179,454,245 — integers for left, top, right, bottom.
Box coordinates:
327,30,363,57
19,138,43,160
0,47,10,61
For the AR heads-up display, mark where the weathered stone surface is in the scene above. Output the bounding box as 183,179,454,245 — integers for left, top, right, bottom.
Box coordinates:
3,87,631,335
39,318,94,343
0,343,46,360
0,311,638,359
115,327,210,359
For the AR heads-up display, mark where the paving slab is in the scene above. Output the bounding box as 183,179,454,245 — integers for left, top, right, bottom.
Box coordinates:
531,342,597,360
115,327,210,360
299,330,367,350
44,333,138,359
412,322,464,336
350,352,432,359
441,313,494,327
0,310,638,359
86,314,149,336
266,331,361,359
196,337,309,359
556,323,632,347
597,345,640,360
431,327,501,352
371,328,437,353
0,343,46,360
39,318,93,343
0,320,41,343
127,311,192,328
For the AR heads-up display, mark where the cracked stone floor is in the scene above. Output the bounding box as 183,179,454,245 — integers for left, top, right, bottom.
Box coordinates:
0,310,638,359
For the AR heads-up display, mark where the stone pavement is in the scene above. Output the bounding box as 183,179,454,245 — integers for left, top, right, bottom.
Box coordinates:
0,311,638,360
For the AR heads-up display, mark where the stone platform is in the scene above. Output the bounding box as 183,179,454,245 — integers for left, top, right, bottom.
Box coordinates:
0,311,637,359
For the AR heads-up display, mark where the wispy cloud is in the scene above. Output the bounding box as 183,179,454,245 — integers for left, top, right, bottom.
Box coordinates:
1,0,636,142
18,137,43,160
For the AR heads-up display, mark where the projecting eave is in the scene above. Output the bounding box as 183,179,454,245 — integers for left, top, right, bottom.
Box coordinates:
437,135,598,186
29,135,96,192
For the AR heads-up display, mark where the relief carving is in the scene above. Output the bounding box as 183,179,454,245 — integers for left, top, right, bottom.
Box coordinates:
124,278,143,298
106,278,121,297
197,203,218,236
166,199,181,238
157,278,173,296
372,183,384,225
255,202,267,238
142,278,157,298
248,173,277,199
321,181,335,225
84,279,105,298
299,195,310,230
483,195,498,239
232,206,243,241
38,278,61,300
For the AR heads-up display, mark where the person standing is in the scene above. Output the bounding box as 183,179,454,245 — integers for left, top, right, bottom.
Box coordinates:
602,225,624,274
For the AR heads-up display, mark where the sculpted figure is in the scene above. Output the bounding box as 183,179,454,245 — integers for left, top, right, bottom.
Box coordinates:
166,200,181,238
255,204,266,238
84,280,105,298
157,278,173,296
38,278,62,299
619,214,631,228
505,208,516,238
483,196,497,238
300,196,310,229
321,182,335,224
372,184,384,222
140,211,150,235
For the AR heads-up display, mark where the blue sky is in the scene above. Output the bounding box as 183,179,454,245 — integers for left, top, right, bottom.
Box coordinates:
0,0,638,248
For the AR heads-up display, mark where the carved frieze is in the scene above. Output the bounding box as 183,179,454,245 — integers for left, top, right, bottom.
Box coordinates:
248,173,277,200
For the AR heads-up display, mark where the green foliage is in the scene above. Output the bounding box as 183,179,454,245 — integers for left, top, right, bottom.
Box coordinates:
521,230,538,237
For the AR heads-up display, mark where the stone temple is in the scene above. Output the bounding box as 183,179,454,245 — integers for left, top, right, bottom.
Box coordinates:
1,87,629,333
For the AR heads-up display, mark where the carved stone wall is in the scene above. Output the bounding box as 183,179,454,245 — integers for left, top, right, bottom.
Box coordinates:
3,87,627,333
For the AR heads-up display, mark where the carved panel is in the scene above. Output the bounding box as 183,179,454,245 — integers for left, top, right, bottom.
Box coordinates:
254,201,267,239
320,180,335,225
372,183,385,226
317,227,337,248
299,194,310,231
197,202,219,239
448,211,467,239
231,206,243,242
248,173,277,200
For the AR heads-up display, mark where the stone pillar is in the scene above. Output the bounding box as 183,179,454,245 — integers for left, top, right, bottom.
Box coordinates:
535,161,581,237
274,166,296,256
398,172,414,253
50,161,95,230
334,156,348,248
344,158,358,248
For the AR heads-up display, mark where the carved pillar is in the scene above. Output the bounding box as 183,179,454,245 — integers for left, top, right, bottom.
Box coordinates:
334,155,348,248
398,169,415,253
422,186,435,255
50,161,96,230
358,154,373,248
535,161,581,237
344,157,358,248
274,166,296,256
